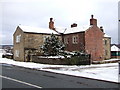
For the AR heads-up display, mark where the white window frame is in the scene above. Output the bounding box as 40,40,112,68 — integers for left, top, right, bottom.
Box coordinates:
64,37,69,44
16,34,21,43
72,36,78,44
15,50,19,57
104,40,107,45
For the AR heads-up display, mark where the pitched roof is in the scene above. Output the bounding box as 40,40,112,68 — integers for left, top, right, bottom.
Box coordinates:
111,45,120,51
61,26,90,34
104,34,111,38
116,44,120,49
18,25,59,35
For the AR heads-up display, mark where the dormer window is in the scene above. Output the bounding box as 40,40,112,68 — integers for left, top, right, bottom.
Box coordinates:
16,34,21,43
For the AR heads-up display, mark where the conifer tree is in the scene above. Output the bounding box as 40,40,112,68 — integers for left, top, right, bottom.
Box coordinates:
41,33,65,56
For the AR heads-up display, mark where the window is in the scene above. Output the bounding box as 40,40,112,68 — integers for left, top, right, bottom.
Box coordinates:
105,50,108,56
15,50,19,57
105,40,107,45
16,35,21,43
72,36,78,44
64,37,69,44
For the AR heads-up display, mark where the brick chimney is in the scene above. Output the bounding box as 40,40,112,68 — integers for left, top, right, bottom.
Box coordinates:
90,15,97,26
71,23,77,28
49,18,55,30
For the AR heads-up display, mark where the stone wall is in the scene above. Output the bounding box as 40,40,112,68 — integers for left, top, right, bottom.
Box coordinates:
103,37,111,60
24,32,44,49
31,55,91,65
13,26,25,62
13,26,62,62
31,56,68,65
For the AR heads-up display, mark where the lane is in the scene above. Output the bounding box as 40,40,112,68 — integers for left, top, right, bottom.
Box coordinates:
1,64,119,88
0,75,42,88
2,65,83,88
1,77,36,88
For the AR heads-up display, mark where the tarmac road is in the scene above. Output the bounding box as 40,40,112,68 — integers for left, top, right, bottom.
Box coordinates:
0,63,119,88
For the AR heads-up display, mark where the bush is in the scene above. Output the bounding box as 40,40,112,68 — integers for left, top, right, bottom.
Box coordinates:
67,53,91,65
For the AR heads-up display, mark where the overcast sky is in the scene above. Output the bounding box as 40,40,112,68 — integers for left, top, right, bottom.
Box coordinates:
0,0,119,45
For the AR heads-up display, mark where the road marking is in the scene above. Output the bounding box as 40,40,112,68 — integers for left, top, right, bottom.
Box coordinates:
0,75,42,88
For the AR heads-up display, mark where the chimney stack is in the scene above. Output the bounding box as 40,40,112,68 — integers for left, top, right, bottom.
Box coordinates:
90,15,97,26
71,23,77,28
49,18,55,30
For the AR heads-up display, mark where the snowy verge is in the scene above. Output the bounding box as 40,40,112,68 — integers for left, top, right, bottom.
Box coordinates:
0,54,119,83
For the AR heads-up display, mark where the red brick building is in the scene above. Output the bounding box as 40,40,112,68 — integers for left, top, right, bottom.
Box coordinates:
63,32,85,52
13,15,111,62
50,15,109,61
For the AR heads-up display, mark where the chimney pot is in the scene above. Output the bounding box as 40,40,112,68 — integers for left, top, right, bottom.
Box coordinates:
90,15,97,26
91,15,94,19
50,18,53,21
100,26,104,32
100,26,103,29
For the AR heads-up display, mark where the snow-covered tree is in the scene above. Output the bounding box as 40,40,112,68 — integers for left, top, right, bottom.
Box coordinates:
40,33,65,56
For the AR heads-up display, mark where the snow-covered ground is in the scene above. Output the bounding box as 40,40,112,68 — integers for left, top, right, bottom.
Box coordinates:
0,53,119,83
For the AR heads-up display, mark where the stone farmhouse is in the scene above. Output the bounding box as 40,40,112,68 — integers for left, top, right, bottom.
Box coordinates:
13,15,111,62
13,25,61,62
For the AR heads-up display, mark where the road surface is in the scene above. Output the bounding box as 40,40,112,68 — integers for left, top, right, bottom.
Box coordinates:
0,63,119,88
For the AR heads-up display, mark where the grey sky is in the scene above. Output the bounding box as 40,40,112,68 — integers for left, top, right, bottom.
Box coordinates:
0,0,119,45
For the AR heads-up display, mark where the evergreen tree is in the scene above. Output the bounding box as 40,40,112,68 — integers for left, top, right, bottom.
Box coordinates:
40,33,65,56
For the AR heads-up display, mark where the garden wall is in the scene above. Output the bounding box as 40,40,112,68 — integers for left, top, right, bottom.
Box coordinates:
31,56,67,65
31,55,91,65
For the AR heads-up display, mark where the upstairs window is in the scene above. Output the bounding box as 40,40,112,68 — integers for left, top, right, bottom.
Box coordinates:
64,37,69,44
16,34,21,43
105,40,107,45
72,36,78,44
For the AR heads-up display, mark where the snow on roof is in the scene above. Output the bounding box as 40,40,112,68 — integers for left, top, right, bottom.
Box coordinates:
111,45,120,51
19,25,59,35
104,34,111,38
63,26,90,34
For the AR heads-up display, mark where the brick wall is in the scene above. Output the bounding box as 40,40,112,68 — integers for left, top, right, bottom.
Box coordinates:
85,26,104,61
63,32,85,52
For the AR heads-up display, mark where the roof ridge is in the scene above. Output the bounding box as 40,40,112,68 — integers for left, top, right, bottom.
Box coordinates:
18,25,60,35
